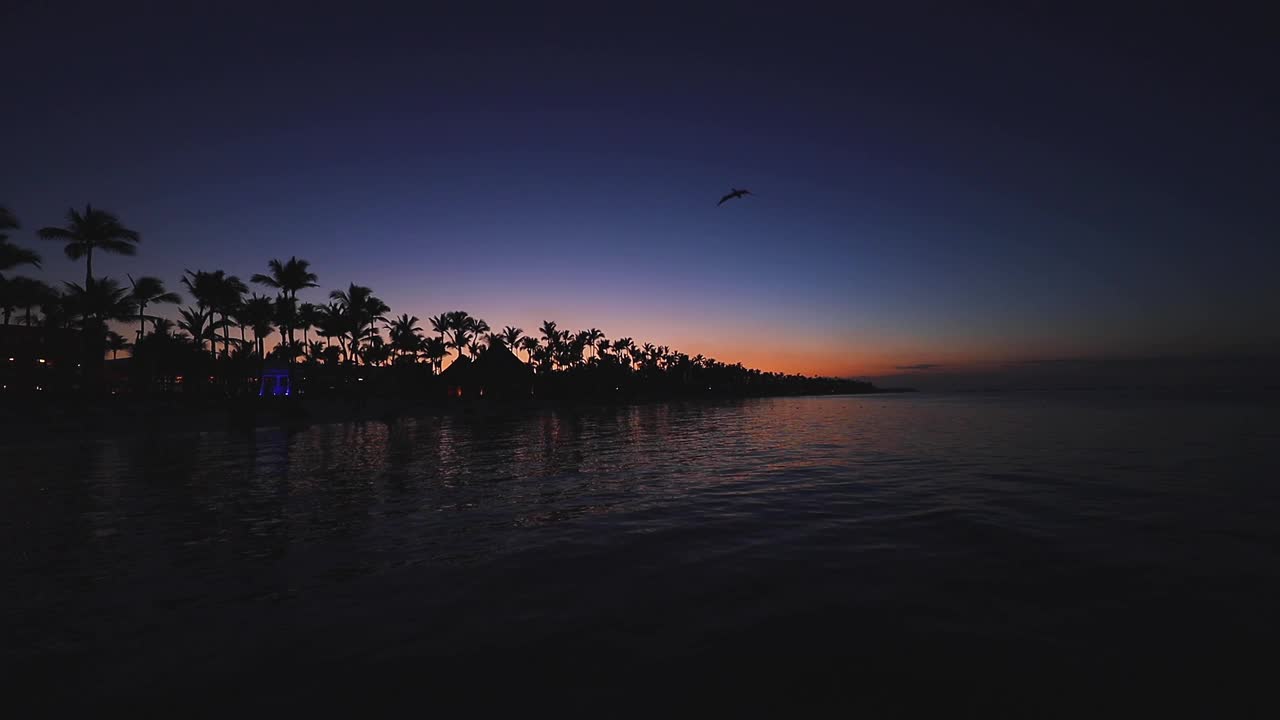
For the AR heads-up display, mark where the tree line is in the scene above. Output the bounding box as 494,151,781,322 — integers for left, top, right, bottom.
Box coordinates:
3,203,876,397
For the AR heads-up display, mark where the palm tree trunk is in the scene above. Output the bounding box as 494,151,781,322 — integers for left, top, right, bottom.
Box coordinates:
138,302,147,342
85,247,93,288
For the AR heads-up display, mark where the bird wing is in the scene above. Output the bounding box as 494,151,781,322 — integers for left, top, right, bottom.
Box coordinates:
718,192,735,205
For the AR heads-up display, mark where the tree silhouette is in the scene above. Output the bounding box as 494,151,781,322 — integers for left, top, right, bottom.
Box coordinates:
240,294,276,357
4,276,55,326
105,331,131,360
0,278,16,324
470,318,491,351
297,302,318,347
0,241,41,274
442,311,475,361
386,313,424,362
0,206,17,240
251,257,318,299
64,277,136,326
127,275,181,342
252,257,317,345
151,317,175,338
583,328,605,361
499,325,524,350
182,270,246,357
423,336,448,373
38,205,140,287
329,284,387,364
429,314,448,351
613,337,634,367
273,295,298,356
0,206,42,274
518,335,540,366
177,306,215,353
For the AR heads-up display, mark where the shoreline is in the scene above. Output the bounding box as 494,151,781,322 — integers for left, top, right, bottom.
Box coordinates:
0,388,916,440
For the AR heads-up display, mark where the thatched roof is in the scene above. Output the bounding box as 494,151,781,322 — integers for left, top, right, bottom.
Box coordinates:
440,344,531,385
473,343,531,380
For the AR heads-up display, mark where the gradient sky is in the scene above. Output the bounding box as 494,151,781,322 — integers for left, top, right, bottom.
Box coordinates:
4,2,1278,384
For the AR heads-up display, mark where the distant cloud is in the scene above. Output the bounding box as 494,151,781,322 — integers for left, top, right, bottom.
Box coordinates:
1004,357,1085,367
895,363,942,371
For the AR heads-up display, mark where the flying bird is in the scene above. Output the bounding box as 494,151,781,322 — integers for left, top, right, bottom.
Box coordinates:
717,188,753,206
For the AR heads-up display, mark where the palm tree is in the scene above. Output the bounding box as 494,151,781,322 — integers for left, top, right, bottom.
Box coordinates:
177,306,214,353
563,332,588,368
329,284,387,364
361,294,391,355
444,311,474,361
361,335,390,367
0,278,16,324
314,301,351,360
38,290,74,329
0,241,41,274
640,343,658,369
423,336,448,373
470,318,491,348
151,317,175,338
252,257,317,345
64,277,137,379
64,277,136,326
241,294,276,357
0,206,42,275
182,270,246,357
214,275,247,358
181,271,218,355
127,275,181,342
429,314,448,348
105,331,131,360
386,313,423,361
539,321,560,358
251,257,318,300
8,276,55,326
0,206,17,240
38,205,141,287
499,325,524,350
273,295,298,354
519,336,540,366
297,302,318,347
583,328,605,360
613,337,634,368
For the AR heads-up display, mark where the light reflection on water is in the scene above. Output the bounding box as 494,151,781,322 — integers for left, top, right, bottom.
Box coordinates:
3,392,1279,704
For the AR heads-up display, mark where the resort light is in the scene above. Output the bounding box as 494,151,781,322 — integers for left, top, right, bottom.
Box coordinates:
37,358,46,364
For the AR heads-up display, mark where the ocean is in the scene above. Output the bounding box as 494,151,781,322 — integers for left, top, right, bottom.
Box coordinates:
5,391,1278,712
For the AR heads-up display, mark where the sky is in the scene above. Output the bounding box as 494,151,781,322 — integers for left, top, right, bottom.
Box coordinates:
3,1,1278,387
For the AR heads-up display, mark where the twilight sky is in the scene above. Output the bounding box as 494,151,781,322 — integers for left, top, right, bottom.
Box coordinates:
4,2,1277,385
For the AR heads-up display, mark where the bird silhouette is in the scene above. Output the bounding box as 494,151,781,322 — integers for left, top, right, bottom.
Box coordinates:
717,188,753,206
